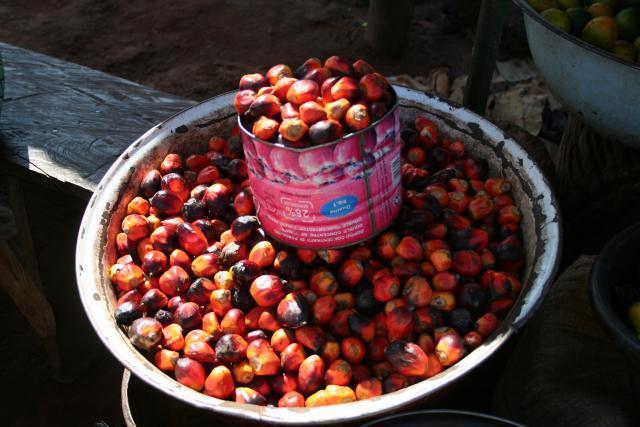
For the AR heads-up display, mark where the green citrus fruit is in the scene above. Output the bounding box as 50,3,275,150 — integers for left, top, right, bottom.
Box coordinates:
615,7,640,40
568,7,593,33
589,2,615,16
582,16,618,48
529,0,561,12
559,0,583,8
542,8,572,30
611,39,638,60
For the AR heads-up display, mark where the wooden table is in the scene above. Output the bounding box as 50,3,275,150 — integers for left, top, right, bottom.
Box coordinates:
0,42,196,380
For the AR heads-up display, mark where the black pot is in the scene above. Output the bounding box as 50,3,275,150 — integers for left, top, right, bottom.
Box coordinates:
589,222,640,366
361,409,523,427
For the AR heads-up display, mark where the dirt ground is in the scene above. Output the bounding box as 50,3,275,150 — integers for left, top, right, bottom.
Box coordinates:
0,1,529,426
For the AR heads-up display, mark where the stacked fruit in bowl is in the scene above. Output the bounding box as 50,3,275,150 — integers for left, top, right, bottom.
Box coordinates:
529,0,640,62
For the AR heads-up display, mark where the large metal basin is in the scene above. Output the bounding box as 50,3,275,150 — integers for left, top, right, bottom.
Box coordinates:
514,0,640,146
76,86,561,425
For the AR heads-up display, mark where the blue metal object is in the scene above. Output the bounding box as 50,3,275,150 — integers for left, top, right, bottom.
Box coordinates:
514,0,640,146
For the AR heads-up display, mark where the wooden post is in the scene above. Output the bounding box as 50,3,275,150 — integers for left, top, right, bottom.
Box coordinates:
365,0,415,55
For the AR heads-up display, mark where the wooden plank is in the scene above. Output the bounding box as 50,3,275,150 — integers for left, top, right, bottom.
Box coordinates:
0,42,196,193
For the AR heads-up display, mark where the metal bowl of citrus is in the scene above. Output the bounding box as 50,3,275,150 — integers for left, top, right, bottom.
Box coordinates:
514,0,640,147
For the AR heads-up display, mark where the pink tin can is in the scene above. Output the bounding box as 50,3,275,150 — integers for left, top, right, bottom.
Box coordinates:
239,99,401,249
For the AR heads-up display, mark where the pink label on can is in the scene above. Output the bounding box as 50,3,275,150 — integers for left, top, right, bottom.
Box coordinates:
241,108,402,249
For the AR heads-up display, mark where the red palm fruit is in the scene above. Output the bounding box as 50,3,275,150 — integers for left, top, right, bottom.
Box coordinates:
489,298,514,317
386,307,414,342
175,358,205,391
392,259,421,280
272,77,297,101
497,205,522,225
324,98,351,122
415,117,439,147
420,260,437,277
436,333,465,367
281,343,306,372
434,325,459,342
373,274,401,302
252,116,279,141
295,57,322,78
250,275,285,307
447,139,464,158
166,295,186,313
122,214,150,242
426,184,449,207
234,90,257,115
196,165,221,185
475,312,499,336
110,263,145,292
247,94,281,119
206,136,225,152
317,248,345,265
190,254,219,278
150,190,183,216
311,295,337,326
325,359,352,386
324,385,357,404
233,360,255,385
298,355,325,394
320,76,339,101
429,249,452,272
305,390,328,407
204,365,235,399
162,217,185,233
161,323,184,351
140,169,162,198
215,334,248,364
430,291,456,311
341,336,366,364
177,222,208,256
383,373,408,393
359,73,387,102
447,178,469,193
239,73,267,91
150,226,177,253
424,353,443,378
248,377,272,397
464,331,484,349
286,80,320,105
258,308,281,332
333,292,355,311
319,341,341,364
373,311,388,337
154,349,179,371
423,239,450,258
279,391,305,407
464,158,488,180
385,298,408,315
141,287,168,313
213,270,235,291
417,333,435,354
244,307,265,330
451,250,482,276
137,238,154,260
442,209,472,231
327,309,352,337
266,64,294,85
352,59,375,77
229,215,259,242
184,340,216,364
310,268,338,296
233,190,254,217
295,326,327,351
336,259,363,288
481,270,511,299
161,172,190,202
303,67,332,85
246,338,280,376
506,273,522,297
384,339,429,377
201,312,221,340
402,275,433,308
184,329,212,347
406,146,427,167
346,365,368,385
308,119,343,145
480,248,495,271
235,387,267,405
355,378,382,400
271,372,298,395
247,241,275,268
447,191,470,213
468,196,494,220
160,153,183,175
280,102,300,120
209,289,232,317
348,313,375,342
469,179,485,194
277,292,310,328
185,153,211,173
484,177,510,196
345,104,370,130
279,118,309,142
367,336,389,362
174,302,202,331
158,266,190,296
331,77,360,101
493,194,514,211
299,101,327,126
325,55,354,76
396,236,423,261
220,308,246,335
413,306,442,334
424,224,446,242
270,328,293,353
